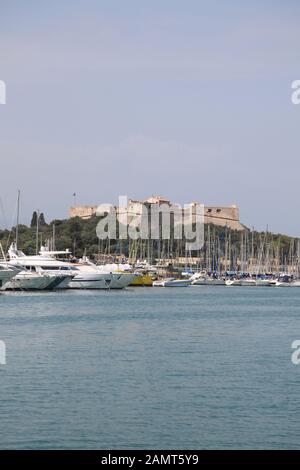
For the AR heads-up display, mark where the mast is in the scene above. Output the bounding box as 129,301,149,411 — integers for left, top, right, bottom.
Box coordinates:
228,230,231,272
224,225,228,274
15,190,20,248
207,225,211,271
251,227,254,273
52,223,56,251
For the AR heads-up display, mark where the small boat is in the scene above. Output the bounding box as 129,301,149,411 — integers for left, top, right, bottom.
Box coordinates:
130,272,154,286
191,276,225,286
255,277,275,287
275,275,293,287
153,278,191,287
226,277,256,286
275,281,292,287
190,271,225,286
225,278,242,286
240,278,257,286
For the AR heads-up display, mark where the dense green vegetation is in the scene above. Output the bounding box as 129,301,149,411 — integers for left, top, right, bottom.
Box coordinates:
0,214,101,257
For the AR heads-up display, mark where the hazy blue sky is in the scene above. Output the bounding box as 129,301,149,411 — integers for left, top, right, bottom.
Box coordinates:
1,1,300,234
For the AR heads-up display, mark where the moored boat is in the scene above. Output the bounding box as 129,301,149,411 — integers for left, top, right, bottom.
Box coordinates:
0,263,20,289
240,278,257,286
2,271,54,291
225,278,242,286
130,272,155,286
95,262,136,289
7,243,74,289
190,272,225,285
275,274,294,287
153,278,191,287
67,270,113,289
108,272,136,289
38,249,114,289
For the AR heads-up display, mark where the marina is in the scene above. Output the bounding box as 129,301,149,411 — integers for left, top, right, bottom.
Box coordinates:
2,238,300,291
3,246,300,291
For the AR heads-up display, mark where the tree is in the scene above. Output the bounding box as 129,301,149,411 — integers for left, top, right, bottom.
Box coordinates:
30,211,37,228
39,213,46,226
30,211,46,228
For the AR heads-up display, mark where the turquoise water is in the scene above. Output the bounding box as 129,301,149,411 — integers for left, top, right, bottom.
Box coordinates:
1,286,300,449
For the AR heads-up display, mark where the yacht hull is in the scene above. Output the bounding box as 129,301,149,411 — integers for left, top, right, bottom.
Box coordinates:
2,273,51,291
225,279,242,286
109,273,136,289
153,279,191,287
192,278,225,285
130,274,154,286
68,273,113,289
0,268,18,288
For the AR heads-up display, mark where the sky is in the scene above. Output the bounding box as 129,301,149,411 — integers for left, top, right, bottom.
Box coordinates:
0,0,300,234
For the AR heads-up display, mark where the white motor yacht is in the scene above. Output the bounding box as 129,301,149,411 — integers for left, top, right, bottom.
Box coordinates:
96,262,135,289
7,243,74,289
2,270,54,291
67,264,113,289
37,248,114,289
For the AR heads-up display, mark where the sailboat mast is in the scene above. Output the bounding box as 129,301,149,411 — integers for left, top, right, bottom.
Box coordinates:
16,189,20,249
52,223,56,250
224,225,228,274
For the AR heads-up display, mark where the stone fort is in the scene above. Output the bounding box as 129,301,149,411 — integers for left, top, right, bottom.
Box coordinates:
69,196,244,231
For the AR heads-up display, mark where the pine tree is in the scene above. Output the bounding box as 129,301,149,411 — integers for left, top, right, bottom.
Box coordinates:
30,211,37,228
39,213,46,226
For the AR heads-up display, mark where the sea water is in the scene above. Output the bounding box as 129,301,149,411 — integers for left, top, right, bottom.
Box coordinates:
1,286,300,449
